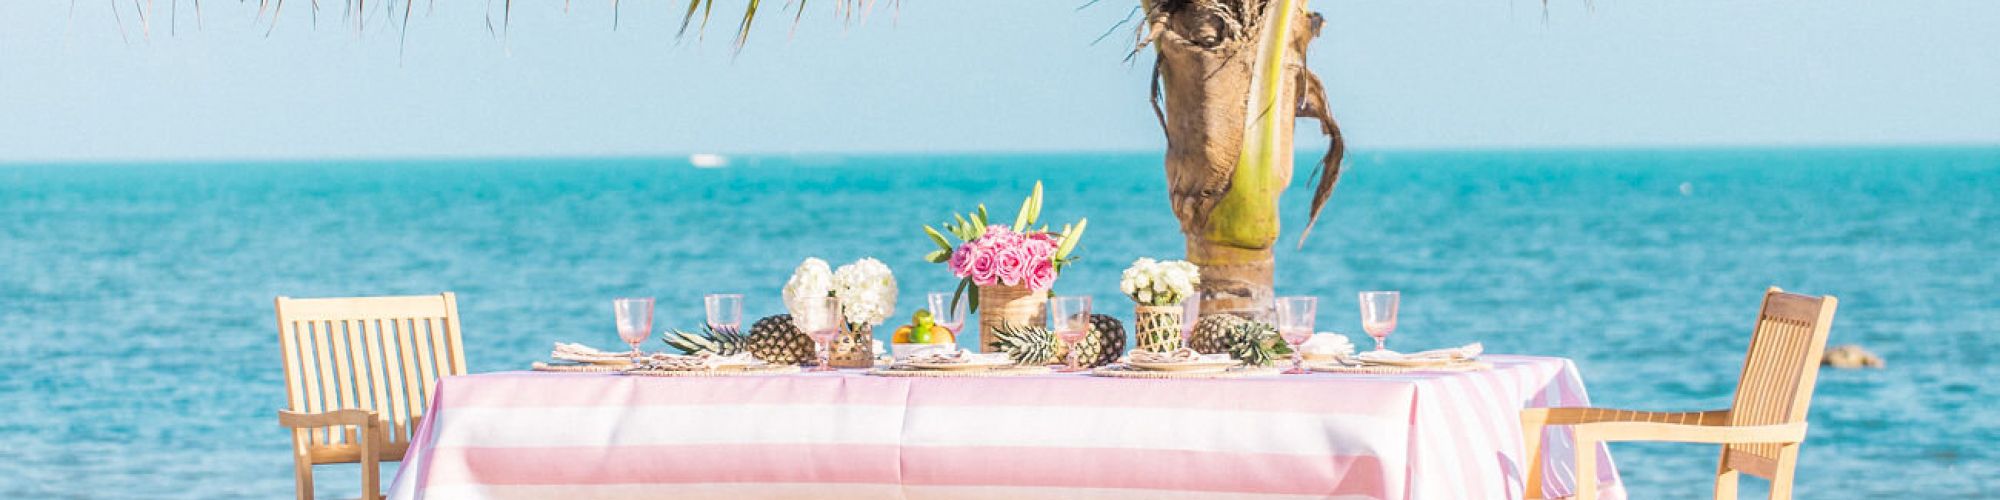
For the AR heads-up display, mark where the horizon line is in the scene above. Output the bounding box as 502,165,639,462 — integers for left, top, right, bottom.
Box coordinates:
5,142,1998,167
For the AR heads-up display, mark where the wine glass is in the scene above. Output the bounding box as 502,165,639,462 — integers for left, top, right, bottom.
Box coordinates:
613,297,655,357
926,292,966,344
1358,291,1400,352
793,296,843,371
705,294,743,335
1180,295,1202,343
1050,296,1093,372
1275,296,1318,374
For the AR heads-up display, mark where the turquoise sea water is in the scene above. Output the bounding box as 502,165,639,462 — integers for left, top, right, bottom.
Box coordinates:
3,148,1997,498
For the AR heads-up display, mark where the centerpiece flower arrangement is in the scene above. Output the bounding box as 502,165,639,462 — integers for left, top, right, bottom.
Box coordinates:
783,257,897,368
1120,258,1201,352
920,181,1087,350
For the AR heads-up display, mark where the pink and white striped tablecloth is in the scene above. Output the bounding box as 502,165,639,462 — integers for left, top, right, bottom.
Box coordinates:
387,355,1622,500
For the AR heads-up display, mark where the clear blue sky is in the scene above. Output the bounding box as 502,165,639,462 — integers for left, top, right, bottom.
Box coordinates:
1,1,1996,162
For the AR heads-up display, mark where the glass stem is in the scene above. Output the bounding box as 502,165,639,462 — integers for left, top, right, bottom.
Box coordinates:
1292,351,1303,372
1374,337,1386,352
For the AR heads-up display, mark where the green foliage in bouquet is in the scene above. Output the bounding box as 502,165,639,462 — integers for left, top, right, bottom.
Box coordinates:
660,325,747,356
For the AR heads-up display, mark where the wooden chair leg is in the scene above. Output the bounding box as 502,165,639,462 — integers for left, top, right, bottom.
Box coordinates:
1714,448,1740,500
359,420,382,500
1768,445,1800,500
1573,431,1598,500
291,431,315,500
1520,413,1548,499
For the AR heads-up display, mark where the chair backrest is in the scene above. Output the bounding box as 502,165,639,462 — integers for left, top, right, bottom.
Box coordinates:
276,293,467,465
1723,287,1837,477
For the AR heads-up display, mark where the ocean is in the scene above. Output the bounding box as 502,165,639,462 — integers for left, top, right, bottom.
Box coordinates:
3,148,1996,498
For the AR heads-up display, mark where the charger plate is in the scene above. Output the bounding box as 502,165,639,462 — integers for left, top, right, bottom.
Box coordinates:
531,362,628,373
1310,361,1492,374
867,365,1053,377
623,364,803,377
1090,365,1282,379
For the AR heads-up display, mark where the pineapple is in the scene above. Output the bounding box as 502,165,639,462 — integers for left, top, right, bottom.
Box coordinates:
1080,314,1128,367
1189,314,1249,354
987,323,1056,366
1221,320,1294,367
660,325,747,356
746,314,818,365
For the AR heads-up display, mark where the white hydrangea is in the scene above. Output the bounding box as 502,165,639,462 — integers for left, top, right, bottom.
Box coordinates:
1121,258,1200,306
832,257,898,328
782,257,834,318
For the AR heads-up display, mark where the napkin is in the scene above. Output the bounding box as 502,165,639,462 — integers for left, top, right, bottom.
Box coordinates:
1127,348,1233,364
1299,333,1356,358
906,349,1011,365
1356,342,1483,363
551,342,629,361
637,352,759,371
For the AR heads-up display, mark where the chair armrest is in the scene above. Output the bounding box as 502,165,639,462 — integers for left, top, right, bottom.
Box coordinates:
1574,420,1807,445
278,408,379,429
1521,407,1732,427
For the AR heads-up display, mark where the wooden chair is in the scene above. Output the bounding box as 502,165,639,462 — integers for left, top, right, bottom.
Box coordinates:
275,293,469,500
1521,287,1837,500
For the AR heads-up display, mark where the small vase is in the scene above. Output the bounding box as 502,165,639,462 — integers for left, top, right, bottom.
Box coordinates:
828,324,877,368
1133,304,1185,352
977,284,1048,353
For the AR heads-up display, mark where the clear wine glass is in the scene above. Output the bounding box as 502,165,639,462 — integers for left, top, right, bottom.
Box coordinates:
1180,295,1202,343
793,296,844,372
705,294,743,335
613,297,655,357
1275,296,1318,374
1359,291,1400,352
926,292,966,344
1050,296,1093,372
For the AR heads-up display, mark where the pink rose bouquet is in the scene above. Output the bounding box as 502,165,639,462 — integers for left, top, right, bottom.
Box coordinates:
923,181,1089,313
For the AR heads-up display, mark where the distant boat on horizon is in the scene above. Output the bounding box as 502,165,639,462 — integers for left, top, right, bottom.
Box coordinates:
689,153,728,168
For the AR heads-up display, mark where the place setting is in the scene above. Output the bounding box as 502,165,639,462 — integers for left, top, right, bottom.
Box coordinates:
1305,291,1491,374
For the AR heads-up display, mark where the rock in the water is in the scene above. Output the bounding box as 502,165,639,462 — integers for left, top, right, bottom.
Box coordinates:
1822,344,1884,369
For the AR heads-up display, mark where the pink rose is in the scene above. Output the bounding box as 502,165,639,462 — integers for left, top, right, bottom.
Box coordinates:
995,246,1032,286
1026,237,1055,262
969,244,999,286
947,244,972,278
1025,260,1057,291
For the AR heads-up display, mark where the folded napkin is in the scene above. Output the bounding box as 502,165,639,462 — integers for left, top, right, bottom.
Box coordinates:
552,342,630,360
636,352,758,371
906,349,1011,365
1299,333,1356,357
1356,342,1483,363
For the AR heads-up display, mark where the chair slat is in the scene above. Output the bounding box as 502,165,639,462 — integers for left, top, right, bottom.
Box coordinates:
412,318,440,416
361,319,395,441
328,320,359,444
310,320,338,445
396,318,427,431
380,319,411,443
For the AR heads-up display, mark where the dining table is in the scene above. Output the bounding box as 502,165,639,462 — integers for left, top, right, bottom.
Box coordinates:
386,354,1623,499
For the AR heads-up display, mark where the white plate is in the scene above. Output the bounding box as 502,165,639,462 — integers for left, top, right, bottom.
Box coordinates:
901,361,1014,371
553,353,636,365
1126,360,1242,372
1359,356,1466,368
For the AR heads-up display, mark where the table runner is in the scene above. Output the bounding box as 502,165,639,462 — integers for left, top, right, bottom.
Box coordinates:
387,355,1622,499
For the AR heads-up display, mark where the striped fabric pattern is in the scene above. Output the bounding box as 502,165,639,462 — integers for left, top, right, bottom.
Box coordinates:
387,355,1623,500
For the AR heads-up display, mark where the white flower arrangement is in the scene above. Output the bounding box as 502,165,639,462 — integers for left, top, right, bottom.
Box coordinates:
832,258,898,328
782,257,834,319
1119,258,1200,306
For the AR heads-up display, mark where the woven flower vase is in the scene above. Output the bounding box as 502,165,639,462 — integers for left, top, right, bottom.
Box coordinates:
829,324,876,368
977,284,1047,352
1133,304,1185,353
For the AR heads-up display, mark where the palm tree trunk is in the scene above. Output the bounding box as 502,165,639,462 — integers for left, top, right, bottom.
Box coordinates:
1150,0,1333,320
